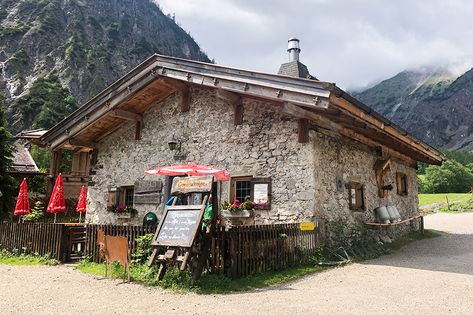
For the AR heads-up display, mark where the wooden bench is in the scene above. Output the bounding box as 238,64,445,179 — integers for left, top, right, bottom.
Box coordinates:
365,215,424,232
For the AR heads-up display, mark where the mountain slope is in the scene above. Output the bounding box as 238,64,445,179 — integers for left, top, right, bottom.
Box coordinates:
0,0,209,134
352,68,473,151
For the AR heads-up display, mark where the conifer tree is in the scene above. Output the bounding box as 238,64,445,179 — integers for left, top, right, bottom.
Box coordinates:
0,93,16,216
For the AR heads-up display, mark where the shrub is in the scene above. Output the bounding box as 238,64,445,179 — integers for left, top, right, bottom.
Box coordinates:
131,233,154,264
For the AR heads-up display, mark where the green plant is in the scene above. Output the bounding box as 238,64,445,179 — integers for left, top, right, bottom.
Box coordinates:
24,201,45,222
131,233,154,265
0,249,60,266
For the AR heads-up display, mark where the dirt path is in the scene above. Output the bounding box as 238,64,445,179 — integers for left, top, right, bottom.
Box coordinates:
2,213,473,314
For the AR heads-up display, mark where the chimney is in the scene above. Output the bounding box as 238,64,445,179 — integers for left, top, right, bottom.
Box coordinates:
287,38,301,62
278,37,316,80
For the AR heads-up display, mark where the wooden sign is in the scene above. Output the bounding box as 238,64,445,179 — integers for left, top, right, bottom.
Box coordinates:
152,205,205,247
171,176,213,195
300,221,316,231
134,193,161,204
134,180,163,194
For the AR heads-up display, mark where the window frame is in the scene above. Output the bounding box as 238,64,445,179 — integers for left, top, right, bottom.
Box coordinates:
230,176,253,203
396,172,408,196
230,176,272,210
120,185,135,207
346,181,365,211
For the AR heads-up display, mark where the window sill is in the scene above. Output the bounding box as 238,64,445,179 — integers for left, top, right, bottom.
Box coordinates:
222,210,254,218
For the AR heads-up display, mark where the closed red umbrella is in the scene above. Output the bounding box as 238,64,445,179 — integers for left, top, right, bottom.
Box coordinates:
76,185,86,222
14,178,30,221
47,174,66,223
145,163,230,181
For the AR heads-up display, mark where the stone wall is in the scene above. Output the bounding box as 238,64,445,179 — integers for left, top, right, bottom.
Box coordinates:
86,86,420,237
86,88,316,224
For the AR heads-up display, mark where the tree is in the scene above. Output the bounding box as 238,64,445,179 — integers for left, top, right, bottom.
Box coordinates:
0,93,16,216
422,160,473,193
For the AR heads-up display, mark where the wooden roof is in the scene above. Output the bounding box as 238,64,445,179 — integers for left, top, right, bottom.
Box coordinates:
41,54,444,166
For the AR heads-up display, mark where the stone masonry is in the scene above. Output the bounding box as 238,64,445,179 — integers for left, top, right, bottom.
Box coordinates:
86,87,420,236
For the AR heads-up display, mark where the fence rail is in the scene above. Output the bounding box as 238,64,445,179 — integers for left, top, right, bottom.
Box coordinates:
0,222,64,260
84,224,157,262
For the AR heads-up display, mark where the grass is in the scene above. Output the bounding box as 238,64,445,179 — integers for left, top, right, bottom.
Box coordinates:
419,193,473,214
418,193,471,206
76,259,326,294
76,229,439,294
0,249,60,266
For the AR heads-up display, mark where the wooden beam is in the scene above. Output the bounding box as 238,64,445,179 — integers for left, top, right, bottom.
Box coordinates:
50,150,61,176
330,94,443,164
181,87,191,112
110,109,142,122
135,121,143,140
340,128,416,166
282,102,342,132
282,102,416,165
68,138,97,149
218,89,244,125
298,119,309,143
160,77,188,91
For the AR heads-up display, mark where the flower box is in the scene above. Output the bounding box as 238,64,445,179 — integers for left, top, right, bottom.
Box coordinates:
222,210,254,218
116,213,132,219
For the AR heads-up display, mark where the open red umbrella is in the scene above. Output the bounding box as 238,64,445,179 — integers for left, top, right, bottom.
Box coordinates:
76,185,87,222
47,173,66,223
145,163,230,181
14,178,30,221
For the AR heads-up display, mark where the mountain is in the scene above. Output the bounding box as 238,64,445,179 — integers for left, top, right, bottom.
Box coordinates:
352,67,473,151
0,0,210,134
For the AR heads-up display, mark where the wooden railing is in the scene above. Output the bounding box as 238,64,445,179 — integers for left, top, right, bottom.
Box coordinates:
0,222,64,260
84,224,157,262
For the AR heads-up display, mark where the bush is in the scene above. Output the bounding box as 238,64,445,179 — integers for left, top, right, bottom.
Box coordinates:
131,233,154,265
421,160,473,193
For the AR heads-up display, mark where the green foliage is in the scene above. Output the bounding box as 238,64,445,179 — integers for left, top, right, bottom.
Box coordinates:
30,146,51,171
0,94,16,216
11,50,29,64
421,160,473,193
15,75,77,130
131,233,154,264
0,249,59,266
24,201,45,222
438,195,473,213
0,23,31,39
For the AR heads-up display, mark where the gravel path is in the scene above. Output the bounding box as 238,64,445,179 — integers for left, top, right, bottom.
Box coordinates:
2,213,473,314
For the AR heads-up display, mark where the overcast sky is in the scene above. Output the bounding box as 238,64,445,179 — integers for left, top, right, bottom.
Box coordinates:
157,0,473,90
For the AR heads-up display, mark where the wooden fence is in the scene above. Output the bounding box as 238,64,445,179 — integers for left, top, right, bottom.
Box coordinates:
0,222,65,260
84,224,157,262
210,222,323,278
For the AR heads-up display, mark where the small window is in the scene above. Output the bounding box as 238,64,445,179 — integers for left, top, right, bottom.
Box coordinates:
230,176,272,209
347,182,364,211
230,176,252,202
396,173,408,196
120,186,134,206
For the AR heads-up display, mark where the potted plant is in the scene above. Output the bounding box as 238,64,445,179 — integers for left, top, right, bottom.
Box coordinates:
222,200,255,218
107,204,137,219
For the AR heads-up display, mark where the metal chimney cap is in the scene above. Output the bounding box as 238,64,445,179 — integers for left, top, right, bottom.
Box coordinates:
287,38,301,52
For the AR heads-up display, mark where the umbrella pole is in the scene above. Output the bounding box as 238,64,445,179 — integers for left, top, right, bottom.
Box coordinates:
54,213,57,224
18,216,21,223
79,212,82,222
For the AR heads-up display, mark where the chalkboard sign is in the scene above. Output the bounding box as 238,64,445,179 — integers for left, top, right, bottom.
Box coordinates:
152,205,205,247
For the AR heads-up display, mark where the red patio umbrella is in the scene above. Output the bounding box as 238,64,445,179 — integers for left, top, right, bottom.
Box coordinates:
47,173,66,223
145,163,230,181
76,185,87,222
14,178,30,222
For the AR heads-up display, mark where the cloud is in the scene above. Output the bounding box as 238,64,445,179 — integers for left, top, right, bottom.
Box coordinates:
157,0,473,89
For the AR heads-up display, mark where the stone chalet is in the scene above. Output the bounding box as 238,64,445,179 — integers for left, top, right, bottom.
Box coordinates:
40,39,444,233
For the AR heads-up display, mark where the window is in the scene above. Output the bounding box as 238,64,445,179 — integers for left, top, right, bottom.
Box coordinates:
396,173,408,196
230,176,252,202
230,176,272,209
347,182,364,211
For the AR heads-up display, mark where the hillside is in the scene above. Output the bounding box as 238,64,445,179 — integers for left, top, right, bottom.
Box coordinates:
0,0,209,134
352,68,473,151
